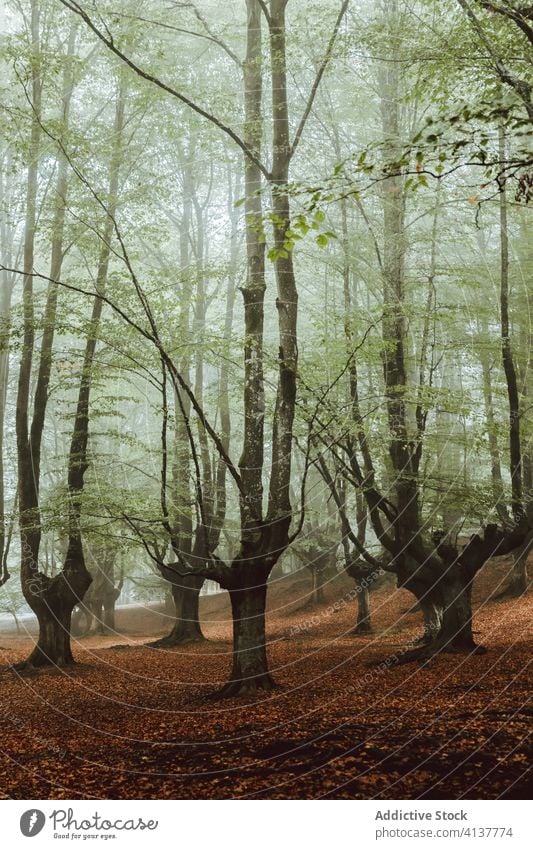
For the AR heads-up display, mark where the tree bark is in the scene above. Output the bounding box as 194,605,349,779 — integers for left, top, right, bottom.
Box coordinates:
219,575,273,697
379,7,421,549
480,327,508,520
499,126,523,522
354,584,372,634
150,571,205,646
24,586,77,667
498,528,532,598
17,78,125,669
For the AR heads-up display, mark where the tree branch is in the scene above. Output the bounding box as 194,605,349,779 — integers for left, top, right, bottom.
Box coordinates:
456,0,533,120
57,0,270,178
290,0,350,157
256,0,272,25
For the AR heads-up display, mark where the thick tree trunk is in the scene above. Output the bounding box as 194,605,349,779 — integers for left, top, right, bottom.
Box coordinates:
28,605,74,668
399,571,483,663
17,566,91,669
102,590,120,632
498,530,532,598
507,553,529,596
313,570,326,605
150,573,205,646
436,578,478,652
219,579,273,697
345,558,375,634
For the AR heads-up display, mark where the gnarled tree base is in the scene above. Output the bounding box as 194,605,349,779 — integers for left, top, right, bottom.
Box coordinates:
396,636,487,666
351,621,373,635
214,672,276,699
147,628,206,648
10,632,76,673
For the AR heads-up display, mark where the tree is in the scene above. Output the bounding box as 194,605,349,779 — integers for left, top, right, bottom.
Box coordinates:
15,56,126,667
57,0,349,694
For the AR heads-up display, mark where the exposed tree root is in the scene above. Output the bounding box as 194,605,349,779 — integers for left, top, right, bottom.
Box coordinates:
213,673,276,699
351,622,373,635
146,631,207,648
395,640,488,666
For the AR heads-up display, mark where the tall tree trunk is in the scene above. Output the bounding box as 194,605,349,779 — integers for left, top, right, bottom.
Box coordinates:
0,142,20,587
479,328,508,520
379,5,420,550
215,166,240,538
19,79,125,668
16,0,43,604
0,245,15,588
218,0,301,695
216,0,271,694
239,0,266,533
499,126,523,523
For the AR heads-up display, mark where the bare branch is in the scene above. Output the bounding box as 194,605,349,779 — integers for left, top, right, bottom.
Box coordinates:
256,0,272,25
57,0,270,178
290,0,350,157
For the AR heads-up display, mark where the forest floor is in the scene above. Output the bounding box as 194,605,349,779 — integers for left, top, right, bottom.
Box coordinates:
0,560,530,800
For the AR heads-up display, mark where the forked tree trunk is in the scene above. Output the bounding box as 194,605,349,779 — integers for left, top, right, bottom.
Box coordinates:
220,578,273,697
16,81,125,670
21,541,92,669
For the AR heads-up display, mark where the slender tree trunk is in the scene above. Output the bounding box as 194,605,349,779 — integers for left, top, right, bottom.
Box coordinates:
379,20,420,548
499,126,523,523
355,585,372,634
19,80,125,668
0,144,19,587
239,0,266,532
480,333,508,519
16,0,43,601
0,265,14,587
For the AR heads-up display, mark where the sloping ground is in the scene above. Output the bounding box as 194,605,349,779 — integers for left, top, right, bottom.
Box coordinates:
0,560,530,800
